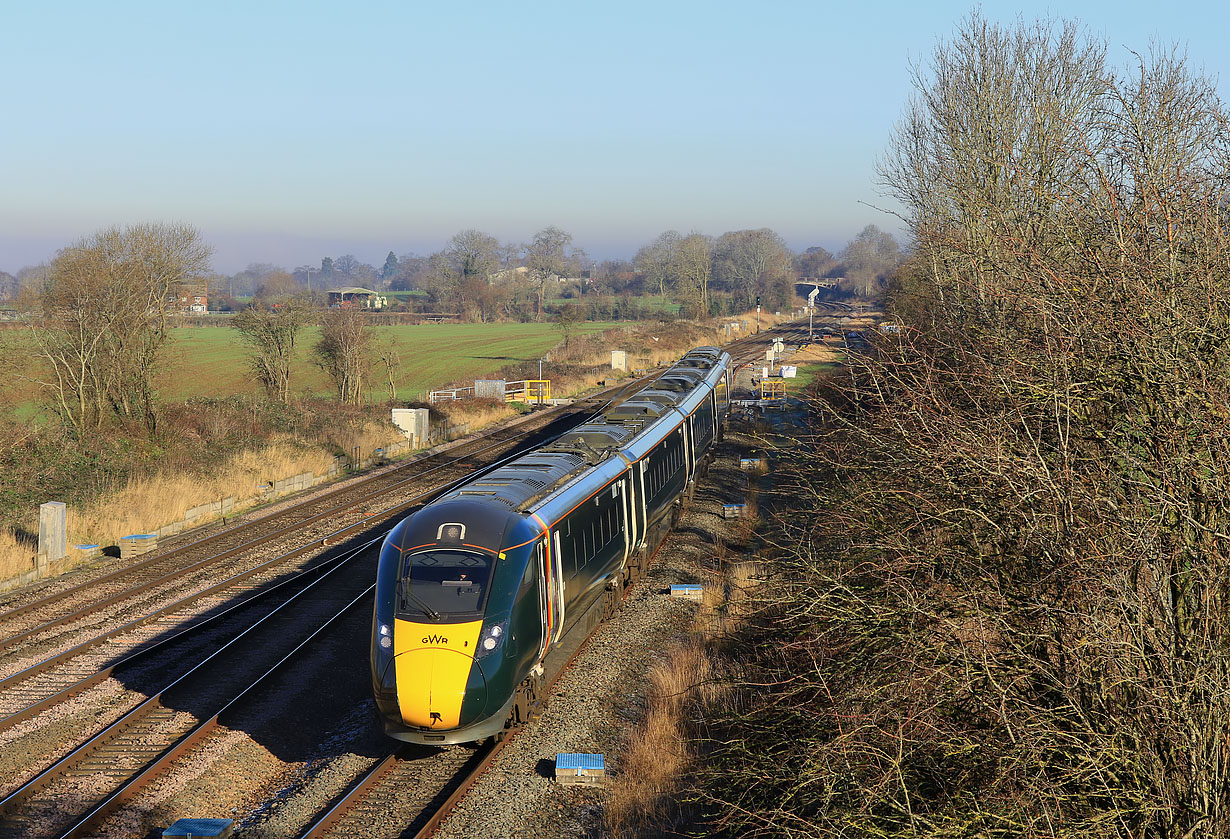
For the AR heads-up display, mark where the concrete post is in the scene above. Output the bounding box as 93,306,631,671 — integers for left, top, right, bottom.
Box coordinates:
39,501,66,564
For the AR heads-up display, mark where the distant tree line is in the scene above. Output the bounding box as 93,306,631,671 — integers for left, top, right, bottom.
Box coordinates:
15,225,897,321
3,218,904,427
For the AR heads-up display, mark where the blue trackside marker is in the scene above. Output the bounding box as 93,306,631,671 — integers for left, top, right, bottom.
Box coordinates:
670,584,704,601
162,818,234,838
556,753,606,785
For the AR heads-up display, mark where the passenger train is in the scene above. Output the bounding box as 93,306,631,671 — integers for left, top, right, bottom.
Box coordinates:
371,347,732,744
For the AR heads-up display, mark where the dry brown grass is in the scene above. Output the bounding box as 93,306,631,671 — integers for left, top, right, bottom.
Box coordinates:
320,418,411,459
547,309,792,402
432,398,519,431
607,550,765,835
69,438,334,546
0,438,335,581
606,639,724,838
789,342,843,364
0,531,30,583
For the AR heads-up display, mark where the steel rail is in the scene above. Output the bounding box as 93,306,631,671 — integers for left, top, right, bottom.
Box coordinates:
58,582,380,839
0,534,380,839
0,392,615,645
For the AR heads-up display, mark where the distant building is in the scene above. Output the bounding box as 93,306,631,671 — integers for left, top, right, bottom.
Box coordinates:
171,282,208,314
327,287,387,309
490,266,529,283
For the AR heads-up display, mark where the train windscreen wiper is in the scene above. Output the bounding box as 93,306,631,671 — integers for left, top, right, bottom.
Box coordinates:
399,582,442,620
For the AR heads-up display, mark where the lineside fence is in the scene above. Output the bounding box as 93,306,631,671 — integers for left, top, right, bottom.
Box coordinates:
430,379,551,405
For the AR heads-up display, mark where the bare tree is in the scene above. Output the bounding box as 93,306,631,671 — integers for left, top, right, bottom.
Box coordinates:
554,303,585,355
377,337,401,403
835,225,903,296
525,226,578,320
423,230,504,321
24,223,211,435
232,297,312,402
701,16,1230,837
448,230,501,283
713,228,793,309
254,269,299,301
314,307,371,405
634,230,682,300
795,245,836,280
672,233,713,316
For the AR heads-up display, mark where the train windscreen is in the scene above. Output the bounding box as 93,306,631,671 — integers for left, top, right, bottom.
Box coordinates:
398,550,494,622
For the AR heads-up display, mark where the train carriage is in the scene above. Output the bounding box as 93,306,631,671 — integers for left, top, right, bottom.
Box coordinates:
371,347,732,744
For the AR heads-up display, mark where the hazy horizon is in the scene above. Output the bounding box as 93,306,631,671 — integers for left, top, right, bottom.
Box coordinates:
0,223,869,278
4,0,1225,276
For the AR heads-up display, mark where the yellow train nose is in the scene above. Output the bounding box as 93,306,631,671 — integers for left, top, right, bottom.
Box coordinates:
395,648,487,728
393,619,485,729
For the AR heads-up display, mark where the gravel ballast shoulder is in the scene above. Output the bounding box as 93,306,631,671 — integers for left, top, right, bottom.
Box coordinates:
433,426,759,839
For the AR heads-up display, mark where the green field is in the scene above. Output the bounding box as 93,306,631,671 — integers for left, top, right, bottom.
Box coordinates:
4,321,615,421
786,360,843,391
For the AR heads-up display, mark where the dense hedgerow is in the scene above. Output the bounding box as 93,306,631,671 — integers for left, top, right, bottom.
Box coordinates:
689,15,1230,839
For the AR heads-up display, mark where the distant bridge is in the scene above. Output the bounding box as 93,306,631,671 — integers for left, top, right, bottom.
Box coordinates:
799,277,838,289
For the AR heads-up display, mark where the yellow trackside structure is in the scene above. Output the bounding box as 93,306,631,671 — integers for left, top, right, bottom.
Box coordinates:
760,379,785,403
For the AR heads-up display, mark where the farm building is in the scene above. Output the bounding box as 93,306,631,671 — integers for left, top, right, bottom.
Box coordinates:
327,287,388,310
171,282,208,314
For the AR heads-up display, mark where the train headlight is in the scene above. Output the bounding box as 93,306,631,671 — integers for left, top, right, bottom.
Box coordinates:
475,620,507,658
378,623,392,650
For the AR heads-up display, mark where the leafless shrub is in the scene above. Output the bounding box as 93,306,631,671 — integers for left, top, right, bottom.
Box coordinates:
314,307,371,405
232,297,312,402
695,15,1230,838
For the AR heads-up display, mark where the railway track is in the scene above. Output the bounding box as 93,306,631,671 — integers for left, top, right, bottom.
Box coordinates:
0,536,381,839
0,324,809,838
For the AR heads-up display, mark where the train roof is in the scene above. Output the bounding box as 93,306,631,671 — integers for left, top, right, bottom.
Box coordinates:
386,497,525,554
437,348,730,514
440,449,588,510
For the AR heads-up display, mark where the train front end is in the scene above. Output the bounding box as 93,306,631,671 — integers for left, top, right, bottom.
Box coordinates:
371,499,542,745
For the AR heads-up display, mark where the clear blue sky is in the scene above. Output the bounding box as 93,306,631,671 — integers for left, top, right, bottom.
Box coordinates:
2,0,1226,274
